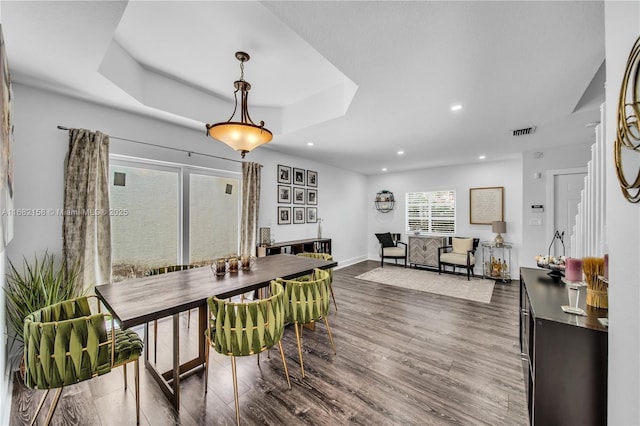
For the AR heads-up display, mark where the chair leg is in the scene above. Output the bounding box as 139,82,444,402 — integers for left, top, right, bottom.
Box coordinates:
30,389,51,426
324,317,337,355
42,387,63,426
123,363,127,390
438,262,442,275
134,359,140,425
154,319,158,364
231,356,240,426
330,284,338,311
204,334,210,392
294,323,305,378
277,340,292,389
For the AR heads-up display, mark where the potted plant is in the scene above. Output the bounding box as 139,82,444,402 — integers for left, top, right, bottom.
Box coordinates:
4,251,83,372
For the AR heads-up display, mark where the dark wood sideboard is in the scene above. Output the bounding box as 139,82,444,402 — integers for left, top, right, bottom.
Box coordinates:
258,238,331,257
520,267,608,426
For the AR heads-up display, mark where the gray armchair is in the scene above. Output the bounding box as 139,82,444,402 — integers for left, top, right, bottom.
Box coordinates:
375,232,407,268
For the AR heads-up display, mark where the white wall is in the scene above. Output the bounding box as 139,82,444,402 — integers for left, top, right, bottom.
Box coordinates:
366,158,523,275
6,84,367,268
521,144,593,268
604,2,640,424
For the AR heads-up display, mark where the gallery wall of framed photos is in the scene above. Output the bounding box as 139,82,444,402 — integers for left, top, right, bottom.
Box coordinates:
277,164,318,225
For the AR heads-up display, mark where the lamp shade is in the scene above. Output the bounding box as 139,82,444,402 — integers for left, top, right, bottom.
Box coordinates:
207,122,273,156
492,221,506,234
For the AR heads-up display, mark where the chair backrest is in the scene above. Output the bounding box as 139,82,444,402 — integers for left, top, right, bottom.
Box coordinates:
145,264,201,276
297,252,333,282
277,268,331,325
23,296,111,389
447,237,480,254
375,232,396,247
207,281,285,357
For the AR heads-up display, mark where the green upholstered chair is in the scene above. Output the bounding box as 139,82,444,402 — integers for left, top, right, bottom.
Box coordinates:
276,268,336,379
23,296,143,425
145,264,201,363
296,252,337,311
205,281,291,426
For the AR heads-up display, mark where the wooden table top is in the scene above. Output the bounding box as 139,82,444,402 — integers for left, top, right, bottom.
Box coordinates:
95,254,337,329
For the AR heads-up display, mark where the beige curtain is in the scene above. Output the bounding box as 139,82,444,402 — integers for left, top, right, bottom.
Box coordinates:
240,162,261,256
62,129,111,292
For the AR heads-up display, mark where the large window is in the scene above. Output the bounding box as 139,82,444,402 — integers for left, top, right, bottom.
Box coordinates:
406,190,456,234
109,157,240,281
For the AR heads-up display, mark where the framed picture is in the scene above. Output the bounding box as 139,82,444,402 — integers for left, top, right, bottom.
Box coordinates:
307,170,317,187
277,164,291,184
307,188,317,205
470,186,504,224
293,168,305,185
278,185,291,203
278,206,291,224
293,186,305,204
306,207,317,223
293,207,305,224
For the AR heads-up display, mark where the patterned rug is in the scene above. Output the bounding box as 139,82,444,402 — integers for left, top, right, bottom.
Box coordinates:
354,267,495,304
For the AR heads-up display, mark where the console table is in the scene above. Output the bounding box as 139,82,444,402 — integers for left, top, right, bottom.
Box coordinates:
258,238,331,257
408,235,446,269
520,267,607,426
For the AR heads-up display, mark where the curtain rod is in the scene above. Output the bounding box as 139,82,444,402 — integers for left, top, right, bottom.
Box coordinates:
56,125,246,164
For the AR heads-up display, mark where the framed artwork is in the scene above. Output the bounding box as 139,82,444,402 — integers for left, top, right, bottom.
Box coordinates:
293,168,305,185
307,170,317,187
277,164,291,184
277,185,291,203
0,27,14,247
307,188,317,205
469,186,504,224
278,206,291,224
306,207,317,223
293,207,305,224
293,186,305,204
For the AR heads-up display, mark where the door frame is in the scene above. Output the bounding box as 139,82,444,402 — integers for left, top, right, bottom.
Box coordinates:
545,167,587,253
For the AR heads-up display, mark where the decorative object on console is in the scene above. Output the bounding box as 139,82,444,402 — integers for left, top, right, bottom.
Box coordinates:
614,35,640,203
564,257,583,282
374,190,395,212
491,221,506,247
536,230,566,282
583,257,607,308
206,52,272,158
259,227,271,246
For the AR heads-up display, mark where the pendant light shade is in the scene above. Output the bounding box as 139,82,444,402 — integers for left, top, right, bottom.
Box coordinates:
206,52,272,158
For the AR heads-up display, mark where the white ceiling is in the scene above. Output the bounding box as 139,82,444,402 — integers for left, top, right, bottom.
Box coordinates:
1,1,605,175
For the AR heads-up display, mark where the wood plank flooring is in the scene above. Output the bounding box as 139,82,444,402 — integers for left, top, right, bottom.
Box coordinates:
10,260,528,425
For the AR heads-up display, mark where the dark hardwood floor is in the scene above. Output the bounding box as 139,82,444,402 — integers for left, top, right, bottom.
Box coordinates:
10,260,528,425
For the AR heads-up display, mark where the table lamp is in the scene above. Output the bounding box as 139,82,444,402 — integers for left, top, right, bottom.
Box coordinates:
492,221,506,247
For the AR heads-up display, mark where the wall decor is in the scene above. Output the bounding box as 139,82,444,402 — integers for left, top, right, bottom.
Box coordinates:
307,188,317,205
278,206,291,224
374,190,395,212
293,186,305,204
277,164,291,184
277,185,291,203
614,35,640,203
0,25,14,246
470,186,504,224
306,207,317,223
307,170,318,187
293,207,305,224
293,167,305,185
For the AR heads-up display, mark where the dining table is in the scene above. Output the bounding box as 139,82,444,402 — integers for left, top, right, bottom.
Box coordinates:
95,253,337,411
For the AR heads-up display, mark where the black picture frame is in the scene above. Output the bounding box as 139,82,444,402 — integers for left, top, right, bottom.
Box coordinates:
293,186,305,204
307,188,317,205
278,185,291,203
307,170,317,187
277,164,291,184
293,168,305,185
306,207,317,223
278,206,291,224
293,207,305,224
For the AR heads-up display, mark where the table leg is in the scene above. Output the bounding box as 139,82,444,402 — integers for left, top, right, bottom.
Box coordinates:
172,313,180,408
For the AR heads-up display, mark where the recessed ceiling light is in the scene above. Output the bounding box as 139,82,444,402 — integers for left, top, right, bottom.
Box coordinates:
478,155,486,160
382,168,387,172
397,150,404,155
451,104,463,111
307,142,314,146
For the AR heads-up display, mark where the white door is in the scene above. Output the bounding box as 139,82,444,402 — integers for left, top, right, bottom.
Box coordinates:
554,173,586,257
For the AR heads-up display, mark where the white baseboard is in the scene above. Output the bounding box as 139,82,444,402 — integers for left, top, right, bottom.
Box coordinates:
334,255,368,270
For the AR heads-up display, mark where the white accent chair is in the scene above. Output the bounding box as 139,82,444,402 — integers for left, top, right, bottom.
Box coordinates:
375,232,407,268
438,237,479,280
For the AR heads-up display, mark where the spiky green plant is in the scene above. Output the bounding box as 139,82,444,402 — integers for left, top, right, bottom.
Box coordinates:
4,251,83,346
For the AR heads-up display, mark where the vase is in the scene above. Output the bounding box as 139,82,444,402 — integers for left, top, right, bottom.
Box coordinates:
587,287,608,309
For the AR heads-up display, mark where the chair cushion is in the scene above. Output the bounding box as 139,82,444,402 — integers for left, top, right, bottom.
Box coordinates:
382,246,405,257
110,328,143,365
440,252,475,266
452,238,473,254
375,232,396,248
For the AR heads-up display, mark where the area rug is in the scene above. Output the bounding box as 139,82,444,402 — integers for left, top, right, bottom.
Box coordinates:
354,267,495,304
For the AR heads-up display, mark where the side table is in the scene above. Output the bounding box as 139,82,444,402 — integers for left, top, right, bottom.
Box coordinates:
481,241,512,282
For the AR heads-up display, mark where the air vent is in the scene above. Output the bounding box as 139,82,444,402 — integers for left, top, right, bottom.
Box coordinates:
512,126,536,136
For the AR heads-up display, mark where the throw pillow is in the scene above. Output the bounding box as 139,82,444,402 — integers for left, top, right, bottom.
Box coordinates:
375,232,396,248
452,238,473,254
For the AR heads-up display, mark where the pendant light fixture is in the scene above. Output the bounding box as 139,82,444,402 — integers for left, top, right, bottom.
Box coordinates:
206,51,273,158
